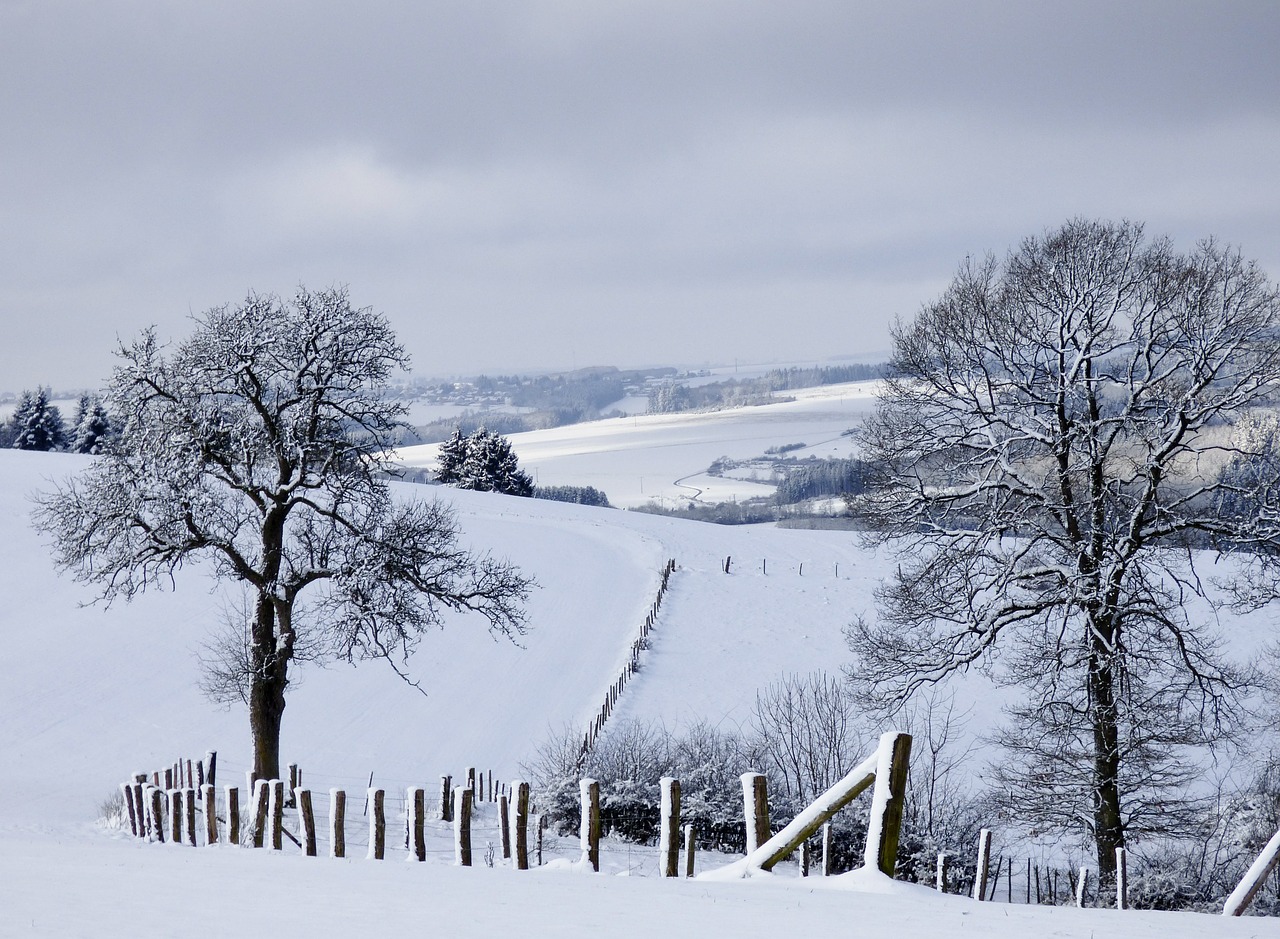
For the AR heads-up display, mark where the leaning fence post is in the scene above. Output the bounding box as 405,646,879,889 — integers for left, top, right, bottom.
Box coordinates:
409,788,426,861
741,773,769,855
498,793,511,860
121,783,139,836
251,780,269,848
454,786,472,866
1115,847,1128,910
225,786,240,845
368,788,385,860
659,777,681,877
580,778,601,872
294,789,316,857
684,823,697,878
863,731,912,877
514,781,530,870
1224,825,1280,916
973,829,992,901
202,784,217,845
330,789,346,858
268,780,285,850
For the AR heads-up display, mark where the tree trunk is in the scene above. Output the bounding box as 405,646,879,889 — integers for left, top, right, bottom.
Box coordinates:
249,592,289,782
1088,633,1123,880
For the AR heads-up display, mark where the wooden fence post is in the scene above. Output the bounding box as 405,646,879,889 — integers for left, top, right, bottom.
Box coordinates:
149,787,166,843
168,789,182,844
864,731,912,877
121,783,138,836
184,787,196,846
799,839,810,877
409,788,426,861
294,789,316,856
1116,847,1128,910
822,822,833,876
498,793,511,860
330,789,346,858
225,786,240,845
741,773,769,855
973,829,992,901
684,824,697,878
937,853,947,892
202,784,217,845
268,780,285,850
287,763,299,808
368,788,385,860
454,787,472,866
251,780,269,848
205,750,217,789
514,781,530,871
580,778,600,872
466,767,476,798
536,813,546,867
1076,866,1089,907
131,782,146,838
439,775,453,822
659,777,681,877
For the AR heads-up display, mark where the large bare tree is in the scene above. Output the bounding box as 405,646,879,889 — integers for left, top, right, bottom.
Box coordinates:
847,220,1280,878
34,287,532,780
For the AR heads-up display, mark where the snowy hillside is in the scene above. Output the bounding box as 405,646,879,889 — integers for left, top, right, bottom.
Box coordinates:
0,448,1271,936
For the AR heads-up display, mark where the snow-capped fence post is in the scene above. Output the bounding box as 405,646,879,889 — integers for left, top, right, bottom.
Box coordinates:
184,787,197,846
684,824,696,878
121,783,138,836
581,778,601,872
514,781,530,870
659,777,681,877
1075,866,1088,908
296,789,317,857
164,767,173,790
330,789,346,858
822,822,832,876
225,786,240,845
250,780,269,848
186,759,194,790
741,773,769,855
368,788,386,860
408,787,426,861
287,763,299,808
498,793,511,860
1224,825,1280,915
439,775,453,822
132,781,146,838
936,853,947,892
864,731,912,877
205,750,217,789
1115,847,1128,910
268,780,285,850
454,786,472,866
466,767,476,798
168,789,183,844
973,829,992,901
148,787,166,843
202,784,217,844
799,839,810,877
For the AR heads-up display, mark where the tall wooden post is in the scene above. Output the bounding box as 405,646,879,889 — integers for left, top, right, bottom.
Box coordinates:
973,829,992,901
822,822,833,876
202,784,217,845
864,731,912,877
799,840,810,877
514,781,530,870
580,778,600,872
367,788,385,860
131,782,146,838
225,786,240,845
169,789,182,844
498,793,511,859
330,789,346,858
684,824,697,878
184,787,197,846
439,775,453,822
268,780,285,850
251,780,269,848
937,853,948,892
409,788,426,861
1115,847,1128,910
454,787,472,866
659,777,681,877
741,773,769,854
149,787,166,843
295,789,316,856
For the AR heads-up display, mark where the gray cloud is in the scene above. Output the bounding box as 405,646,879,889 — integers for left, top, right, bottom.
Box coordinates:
2,0,1278,389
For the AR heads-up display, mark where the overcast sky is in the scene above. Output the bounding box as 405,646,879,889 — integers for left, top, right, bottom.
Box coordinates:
2,1,1278,391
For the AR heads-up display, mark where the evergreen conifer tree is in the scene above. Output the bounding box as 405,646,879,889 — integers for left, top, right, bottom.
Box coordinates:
71,395,112,454
12,386,65,451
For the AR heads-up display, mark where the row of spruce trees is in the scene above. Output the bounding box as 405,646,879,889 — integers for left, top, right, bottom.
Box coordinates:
0,387,113,454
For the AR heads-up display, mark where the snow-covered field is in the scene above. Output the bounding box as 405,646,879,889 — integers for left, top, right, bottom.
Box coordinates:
397,380,882,508
0,437,1273,935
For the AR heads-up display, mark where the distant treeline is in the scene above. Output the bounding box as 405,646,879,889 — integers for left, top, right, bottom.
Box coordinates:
773,457,870,504
533,484,612,508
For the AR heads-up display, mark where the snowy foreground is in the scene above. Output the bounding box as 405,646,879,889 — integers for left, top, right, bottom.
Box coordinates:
0,447,1272,936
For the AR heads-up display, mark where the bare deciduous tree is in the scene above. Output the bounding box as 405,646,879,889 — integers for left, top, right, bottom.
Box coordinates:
847,219,1280,878
34,287,533,780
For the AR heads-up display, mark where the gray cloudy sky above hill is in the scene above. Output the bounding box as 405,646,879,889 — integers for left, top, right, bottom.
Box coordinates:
2,1,1278,390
